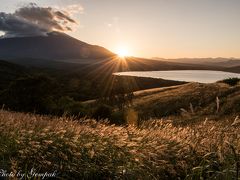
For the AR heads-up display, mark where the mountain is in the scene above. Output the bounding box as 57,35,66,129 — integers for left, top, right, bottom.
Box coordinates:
0,32,231,73
0,32,115,61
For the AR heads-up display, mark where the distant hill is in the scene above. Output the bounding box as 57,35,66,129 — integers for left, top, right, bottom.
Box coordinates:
0,32,114,61
152,57,240,68
225,65,240,73
209,59,240,67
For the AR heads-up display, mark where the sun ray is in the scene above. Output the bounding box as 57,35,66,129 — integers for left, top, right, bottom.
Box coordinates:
83,55,140,98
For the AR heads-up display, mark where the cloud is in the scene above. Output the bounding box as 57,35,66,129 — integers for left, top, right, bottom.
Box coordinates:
0,3,78,38
64,4,84,15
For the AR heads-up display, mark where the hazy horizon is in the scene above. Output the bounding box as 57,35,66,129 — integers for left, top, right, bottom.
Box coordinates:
0,0,240,59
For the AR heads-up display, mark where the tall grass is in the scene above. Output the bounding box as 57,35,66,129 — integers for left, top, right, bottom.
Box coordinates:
0,110,239,179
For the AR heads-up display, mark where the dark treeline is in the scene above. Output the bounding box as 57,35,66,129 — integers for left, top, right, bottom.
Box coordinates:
0,60,185,123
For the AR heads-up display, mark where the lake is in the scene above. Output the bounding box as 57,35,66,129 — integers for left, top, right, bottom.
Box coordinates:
113,70,240,83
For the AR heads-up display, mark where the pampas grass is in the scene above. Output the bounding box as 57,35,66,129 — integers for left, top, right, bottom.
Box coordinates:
0,110,239,179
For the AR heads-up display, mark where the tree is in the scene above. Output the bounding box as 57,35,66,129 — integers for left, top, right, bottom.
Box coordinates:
1,75,58,113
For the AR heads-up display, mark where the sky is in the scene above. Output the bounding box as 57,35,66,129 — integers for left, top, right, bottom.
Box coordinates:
0,0,240,58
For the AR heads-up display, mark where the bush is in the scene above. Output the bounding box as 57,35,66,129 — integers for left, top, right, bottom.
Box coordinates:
219,77,240,86
110,110,125,125
56,96,87,116
219,95,240,114
92,104,113,120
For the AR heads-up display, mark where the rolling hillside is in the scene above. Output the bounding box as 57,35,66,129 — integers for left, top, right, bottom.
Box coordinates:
0,101,239,179
132,82,240,120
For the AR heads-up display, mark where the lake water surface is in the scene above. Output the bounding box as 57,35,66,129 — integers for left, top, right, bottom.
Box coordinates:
113,70,240,83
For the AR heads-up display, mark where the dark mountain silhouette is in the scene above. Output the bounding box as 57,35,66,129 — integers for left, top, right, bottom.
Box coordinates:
0,32,236,73
0,32,114,61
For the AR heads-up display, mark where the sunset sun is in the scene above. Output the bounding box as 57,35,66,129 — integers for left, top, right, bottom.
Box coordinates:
116,47,129,58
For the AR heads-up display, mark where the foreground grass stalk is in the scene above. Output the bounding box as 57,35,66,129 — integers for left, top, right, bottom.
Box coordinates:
0,110,239,179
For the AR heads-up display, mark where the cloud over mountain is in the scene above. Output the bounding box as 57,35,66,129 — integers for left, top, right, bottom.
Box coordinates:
0,3,77,38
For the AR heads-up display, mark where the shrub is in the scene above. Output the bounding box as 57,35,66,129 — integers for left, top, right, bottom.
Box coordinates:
219,95,240,114
92,104,113,120
54,96,87,117
219,77,240,86
110,110,125,125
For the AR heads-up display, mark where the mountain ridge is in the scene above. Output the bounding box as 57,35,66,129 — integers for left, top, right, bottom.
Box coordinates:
0,32,240,73
0,31,115,60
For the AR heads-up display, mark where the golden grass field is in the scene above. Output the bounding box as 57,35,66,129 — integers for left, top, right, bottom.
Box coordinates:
0,107,239,179
132,82,240,121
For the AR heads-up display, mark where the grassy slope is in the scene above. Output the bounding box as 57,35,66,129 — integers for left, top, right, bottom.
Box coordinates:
0,110,239,179
132,82,240,120
1,82,240,179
